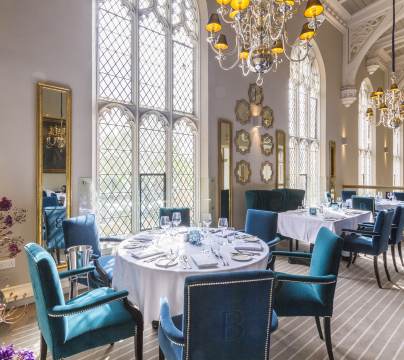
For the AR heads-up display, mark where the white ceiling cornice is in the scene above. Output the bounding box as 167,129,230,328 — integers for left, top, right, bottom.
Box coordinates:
350,0,404,26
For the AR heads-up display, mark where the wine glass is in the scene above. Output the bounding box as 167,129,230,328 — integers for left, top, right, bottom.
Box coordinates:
172,212,182,227
202,213,212,229
160,216,171,231
218,217,228,236
336,196,342,209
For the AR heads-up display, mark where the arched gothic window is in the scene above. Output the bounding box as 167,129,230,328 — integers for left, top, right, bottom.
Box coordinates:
358,80,375,187
96,0,199,235
288,46,321,206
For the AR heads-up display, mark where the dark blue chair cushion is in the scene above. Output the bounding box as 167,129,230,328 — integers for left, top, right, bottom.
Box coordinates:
389,206,404,245
341,190,357,202
43,207,66,250
343,234,374,254
352,196,375,213
245,209,278,244
393,192,404,201
159,208,191,227
245,189,305,213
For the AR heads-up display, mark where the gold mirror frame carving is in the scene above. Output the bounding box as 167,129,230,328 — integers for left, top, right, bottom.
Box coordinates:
276,130,286,189
261,133,274,156
235,99,251,124
260,161,273,184
235,129,251,155
36,82,72,270
262,106,274,128
218,119,233,225
234,160,251,185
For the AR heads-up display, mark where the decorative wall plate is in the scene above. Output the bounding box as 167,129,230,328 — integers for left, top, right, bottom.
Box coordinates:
234,160,251,185
248,83,264,105
261,133,274,156
235,99,250,124
235,129,251,154
260,161,273,184
262,106,274,128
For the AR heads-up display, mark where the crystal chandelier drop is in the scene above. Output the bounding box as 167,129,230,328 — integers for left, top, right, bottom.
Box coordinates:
366,0,404,130
206,0,325,85
46,92,66,150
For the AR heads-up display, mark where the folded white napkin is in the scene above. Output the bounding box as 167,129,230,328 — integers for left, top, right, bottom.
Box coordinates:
130,248,164,259
323,209,346,220
131,233,155,242
191,254,218,269
234,243,263,252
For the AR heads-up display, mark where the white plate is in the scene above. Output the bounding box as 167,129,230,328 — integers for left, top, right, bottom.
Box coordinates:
243,237,260,243
154,258,178,268
231,253,252,262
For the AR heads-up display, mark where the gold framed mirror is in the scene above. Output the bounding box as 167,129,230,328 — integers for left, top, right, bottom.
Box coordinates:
218,119,233,225
36,82,72,269
234,160,251,185
276,130,286,189
260,161,273,184
329,140,336,192
235,129,251,154
261,133,274,156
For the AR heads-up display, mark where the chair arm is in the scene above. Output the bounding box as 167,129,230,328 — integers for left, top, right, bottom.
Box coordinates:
93,258,111,287
275,272,337,285
48,289,129,317
59,266,95,279
100,236,124,243
342,229,381,236
159,298,185,347
272,251,312,259
267,236,284,248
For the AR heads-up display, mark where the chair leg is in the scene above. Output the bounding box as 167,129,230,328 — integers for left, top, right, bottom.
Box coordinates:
398,242,404,267
159,347,165,360
135,325,143,360
323,317,334,360
40,334,47,360
373,256,382,289
295,240,299,251
346,252,352,268
391,245,399,273
352,253,358,264
315,316,324,340
383,252,391,282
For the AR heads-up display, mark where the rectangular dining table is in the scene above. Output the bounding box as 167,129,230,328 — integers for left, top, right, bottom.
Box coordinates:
277,209,373,244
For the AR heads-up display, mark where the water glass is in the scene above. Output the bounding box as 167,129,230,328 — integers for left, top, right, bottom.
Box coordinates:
336,196,342,209
202,213,212,229
160,216,171,231
218,217,228,236
172,212,182,227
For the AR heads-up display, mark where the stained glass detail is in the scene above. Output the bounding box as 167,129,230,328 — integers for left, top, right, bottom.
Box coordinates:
173,28,194,114
172,118,196,220
358,80,374,187
139,113,168,230
98,106,133,236
98,0,132,103
289,46,320,206
139,12,167,109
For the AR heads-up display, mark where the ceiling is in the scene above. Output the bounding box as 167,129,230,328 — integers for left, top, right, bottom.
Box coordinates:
338,0,376,15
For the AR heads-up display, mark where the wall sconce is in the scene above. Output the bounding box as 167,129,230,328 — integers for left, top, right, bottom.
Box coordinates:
341,137,347,146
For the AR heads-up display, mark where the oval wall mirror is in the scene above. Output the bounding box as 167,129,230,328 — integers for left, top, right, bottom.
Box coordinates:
235,129,251,154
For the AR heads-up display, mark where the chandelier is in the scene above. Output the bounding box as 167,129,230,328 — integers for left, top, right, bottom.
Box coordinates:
206,0,325,85
46,92,66,150
366,0,404,130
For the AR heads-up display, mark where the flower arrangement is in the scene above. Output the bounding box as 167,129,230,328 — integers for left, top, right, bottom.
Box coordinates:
0,197,27,259
0,345,34,360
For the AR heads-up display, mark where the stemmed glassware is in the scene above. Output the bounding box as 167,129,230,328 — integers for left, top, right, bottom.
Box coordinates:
172,212,182,228
202,213,212,230
160,216,171,231
336,196,342,209
218,217,228,237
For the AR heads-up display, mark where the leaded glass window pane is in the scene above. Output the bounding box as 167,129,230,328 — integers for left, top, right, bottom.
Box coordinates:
139,13,167,110
172,118,196,220
289,47,320,207
139,113,168,230
98,106,133,236
98,0,132,103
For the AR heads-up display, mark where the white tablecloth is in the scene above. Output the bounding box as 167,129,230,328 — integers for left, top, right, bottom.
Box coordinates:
346,198,404,211
112,230,269,324
277,209,372,244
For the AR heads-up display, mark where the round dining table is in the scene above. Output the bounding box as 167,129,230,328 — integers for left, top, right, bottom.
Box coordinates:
112,228,269,324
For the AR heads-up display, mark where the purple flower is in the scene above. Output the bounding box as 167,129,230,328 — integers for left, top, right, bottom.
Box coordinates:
0,197,12,211
4,215,13,227
8,243,20,257
16,350,35,360
0,344,15,360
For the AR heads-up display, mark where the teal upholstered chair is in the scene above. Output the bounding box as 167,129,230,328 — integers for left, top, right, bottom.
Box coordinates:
393,191,404,201
159,207,190,227
245,209,283,268
351,196,375,213
272,227,343,360
43,206,66,264
158,270,278,360
245,189,305,213
341,190,357,202
25,243,143,360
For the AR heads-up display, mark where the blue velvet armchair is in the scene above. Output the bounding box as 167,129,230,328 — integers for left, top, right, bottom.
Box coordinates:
342,209,394,288
272,227,343,360
158,271,278,360
159,207,191,227
390,206,404,272
43,206,66,264
393,191,404,201
351,196,375,213
245,209,283,268
62,214,120,287
24,243,143,360
341,190,357,202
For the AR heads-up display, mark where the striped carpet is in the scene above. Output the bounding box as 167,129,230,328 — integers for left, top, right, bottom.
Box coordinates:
1,255,403,360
